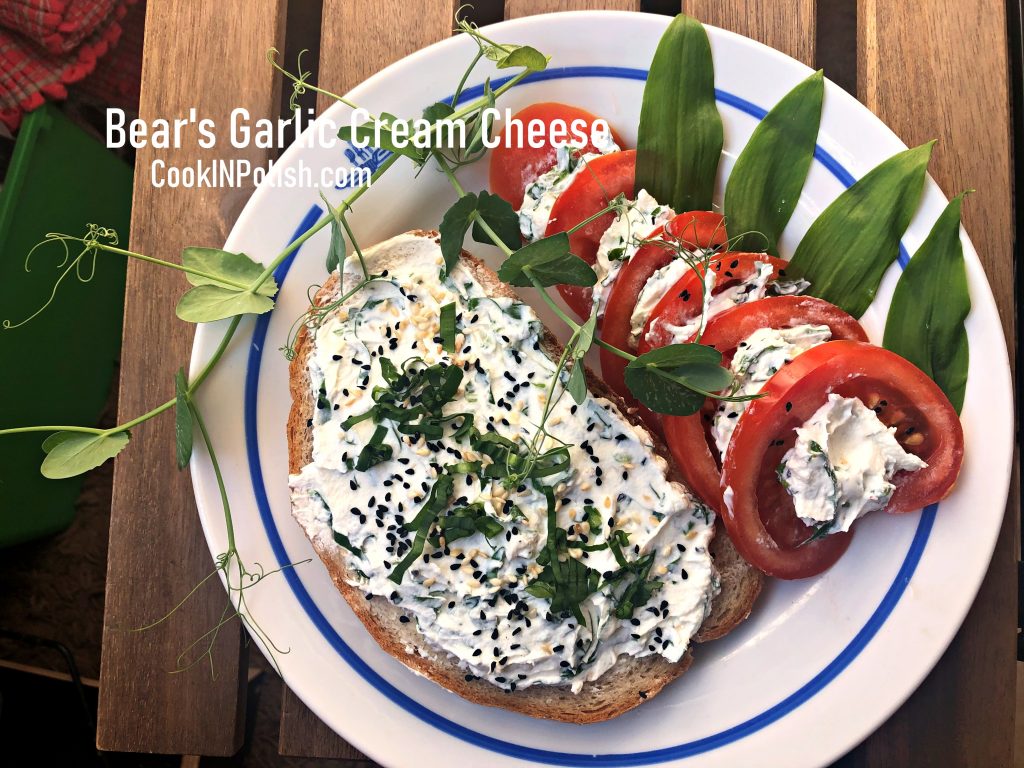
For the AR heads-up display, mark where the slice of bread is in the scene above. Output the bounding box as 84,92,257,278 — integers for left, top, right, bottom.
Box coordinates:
287,230,761,723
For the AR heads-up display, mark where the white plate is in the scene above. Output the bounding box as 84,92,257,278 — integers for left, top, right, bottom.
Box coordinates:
188,11,1013,768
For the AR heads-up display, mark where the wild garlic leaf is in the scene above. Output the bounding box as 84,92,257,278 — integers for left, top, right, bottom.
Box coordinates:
498,233,597,287
439,193,480,275
471,191,520,252
624,343,730,416
787,142,934,317
174,368,193,470
40,431,131,479
636,14,722,212
181,248,277,298
175,285,275,323
724,70,824,254
483,44,547,72
883,193,971,412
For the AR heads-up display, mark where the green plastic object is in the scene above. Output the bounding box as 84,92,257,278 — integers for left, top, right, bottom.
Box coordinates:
0,104,132,546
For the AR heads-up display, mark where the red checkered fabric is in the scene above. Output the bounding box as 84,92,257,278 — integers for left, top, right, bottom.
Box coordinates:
77,0,142,112
0,0,138,131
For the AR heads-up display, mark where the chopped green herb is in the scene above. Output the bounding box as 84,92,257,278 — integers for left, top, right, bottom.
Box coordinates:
439,302,457,352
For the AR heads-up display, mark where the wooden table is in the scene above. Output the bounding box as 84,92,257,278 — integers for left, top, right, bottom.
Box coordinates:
96,1,1019,765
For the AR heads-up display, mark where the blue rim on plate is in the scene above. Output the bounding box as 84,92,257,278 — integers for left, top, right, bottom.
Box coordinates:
243,67,935,766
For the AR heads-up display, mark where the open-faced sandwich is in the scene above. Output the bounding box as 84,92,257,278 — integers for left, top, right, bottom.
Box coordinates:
288,231,762,722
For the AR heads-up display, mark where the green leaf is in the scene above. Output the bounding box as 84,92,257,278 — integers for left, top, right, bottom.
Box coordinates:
636,14,723,212
883,193,971,412
175,285,275,323
333,531,363,557
471,191,520,252
181,248,277,297
40,431,131,479
624,343,731,416
524,580,556,600
788,142,934,317
174,368,193,470
483,44,547,72
325,208,344,273
566,362,587,405
337,119,426,163
498,233,597,287
724,71,824,254
574,311,598,359
422,101,455,122
41,432,75,453
439,193,479,275
440,301,457,353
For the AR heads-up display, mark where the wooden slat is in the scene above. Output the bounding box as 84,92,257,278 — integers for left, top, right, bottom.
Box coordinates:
96,0,286,755
685,0,815,66
276,0,457,758
837,1,1018,766
279,686,374,762
316,0,458,114
505,0,640,17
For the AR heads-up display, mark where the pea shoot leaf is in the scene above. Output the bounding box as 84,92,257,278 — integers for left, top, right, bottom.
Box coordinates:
176,248,278,323
337,115,426,163
483,44,548,72
566,362,587,405
624,343,732,416
565,309,598,405
422,101,455,122
439,193,479,274
181,248,277,297
439,191,526,275
175,285,276,323
575,310,598,359
883,193,971,412
174,368,193,470
498,233,597,287
471,191,520,252
325,206,345,273
40,431,131,479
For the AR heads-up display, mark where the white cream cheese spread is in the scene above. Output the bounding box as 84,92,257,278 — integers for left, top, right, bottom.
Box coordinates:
712,324,832,457
591,189,675,318
517,125,620,242
629,258,692,346
289,232,717,693
779,393,927,534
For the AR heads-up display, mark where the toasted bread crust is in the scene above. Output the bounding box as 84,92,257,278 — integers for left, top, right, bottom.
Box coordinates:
286,230,761,722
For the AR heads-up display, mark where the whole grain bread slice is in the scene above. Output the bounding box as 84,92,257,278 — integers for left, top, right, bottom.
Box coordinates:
286,230,762,723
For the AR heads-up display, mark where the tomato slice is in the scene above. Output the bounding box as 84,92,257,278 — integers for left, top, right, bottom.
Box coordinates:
720,340,964,579
543,150,636,319
665,210,730,251
598,210,728,404
638,254,790,354
661,297,869,512
488,103,625,209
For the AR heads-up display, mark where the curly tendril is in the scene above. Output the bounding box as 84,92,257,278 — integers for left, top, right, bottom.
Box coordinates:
5,224,120,330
